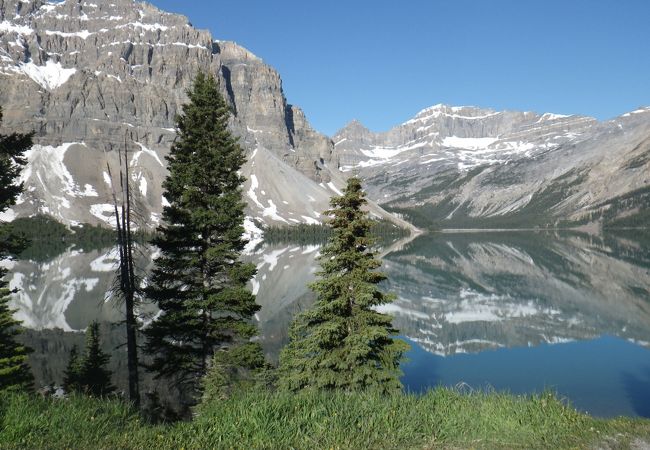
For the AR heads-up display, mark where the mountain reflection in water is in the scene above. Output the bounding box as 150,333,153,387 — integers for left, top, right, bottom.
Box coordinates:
9,230,650,417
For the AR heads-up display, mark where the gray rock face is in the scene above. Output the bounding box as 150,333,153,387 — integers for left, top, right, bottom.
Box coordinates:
0,0,345,229
334,104,650,228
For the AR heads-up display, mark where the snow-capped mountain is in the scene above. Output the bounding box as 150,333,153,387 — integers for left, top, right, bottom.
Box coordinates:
334,104,650,228
0,0,648,232
0,0,412,233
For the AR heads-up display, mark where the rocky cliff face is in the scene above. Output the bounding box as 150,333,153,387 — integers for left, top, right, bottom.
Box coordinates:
0,0,347,230
334,104,650,228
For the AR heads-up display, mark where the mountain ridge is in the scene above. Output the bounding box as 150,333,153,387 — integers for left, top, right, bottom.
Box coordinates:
333,103,650,229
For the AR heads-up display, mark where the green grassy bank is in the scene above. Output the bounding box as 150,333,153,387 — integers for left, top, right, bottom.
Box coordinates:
1,389,649,449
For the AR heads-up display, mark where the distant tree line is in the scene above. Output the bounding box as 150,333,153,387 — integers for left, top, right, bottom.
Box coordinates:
264,219,408,246
11,215,153,262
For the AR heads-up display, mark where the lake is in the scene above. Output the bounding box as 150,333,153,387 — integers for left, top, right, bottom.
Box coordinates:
7,230,650,418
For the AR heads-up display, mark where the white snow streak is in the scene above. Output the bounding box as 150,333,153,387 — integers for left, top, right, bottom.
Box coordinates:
18,60,76,90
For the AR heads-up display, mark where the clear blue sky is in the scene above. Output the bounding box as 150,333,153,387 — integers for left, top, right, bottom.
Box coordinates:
149,0,650,136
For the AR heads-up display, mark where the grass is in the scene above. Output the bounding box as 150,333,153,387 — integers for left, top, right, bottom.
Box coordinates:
1,389,649,449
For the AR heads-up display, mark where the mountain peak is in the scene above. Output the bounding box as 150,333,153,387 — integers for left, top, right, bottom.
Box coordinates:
332,119,371,141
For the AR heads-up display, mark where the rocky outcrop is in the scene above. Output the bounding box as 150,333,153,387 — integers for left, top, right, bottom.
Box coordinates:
0,0,344,228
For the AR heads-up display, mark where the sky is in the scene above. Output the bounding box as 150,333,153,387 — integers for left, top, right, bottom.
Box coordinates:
149,0,650,136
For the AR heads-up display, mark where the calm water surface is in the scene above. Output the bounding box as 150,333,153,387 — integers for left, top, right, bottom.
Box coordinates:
8,230,650,417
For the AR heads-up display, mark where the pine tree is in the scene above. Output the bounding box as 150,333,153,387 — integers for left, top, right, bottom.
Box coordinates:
144,72,263,398
74,321,115,397
62,345,83,393
0,107,34,392
278,177,410,393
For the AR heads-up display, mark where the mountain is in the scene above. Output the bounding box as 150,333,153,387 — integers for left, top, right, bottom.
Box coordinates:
0,0,412,234
1,0,648,233
333,104,650,229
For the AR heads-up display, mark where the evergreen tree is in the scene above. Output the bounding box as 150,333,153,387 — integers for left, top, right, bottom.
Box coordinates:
144,72,263,398
0,107,34,392
62,345,83,393
68,321,115,397
279,177,410,393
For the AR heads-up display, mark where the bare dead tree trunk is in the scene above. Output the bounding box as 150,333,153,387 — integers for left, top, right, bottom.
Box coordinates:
120,139,140,409
107,140,140,409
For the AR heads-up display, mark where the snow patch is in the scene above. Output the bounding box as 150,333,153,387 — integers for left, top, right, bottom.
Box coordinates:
139,177,147,197
90,248,119,272
132,143,164,167
18,60,76,90
441,136,498,150
90,204,117,227
0,21,33,35
21,143,98,214
81,184,98,197
0,208,17,221
243,216,264,253
622,108,650,117
301,215,320,225
376,302,430,320
539,112,570,121
117,22,169,32
45,29,93,39
83,278,99,292
443,289,560,324
247,175,264,209
327,182,343,196
406,105,501,124
257,248,288,272
262,199,288,223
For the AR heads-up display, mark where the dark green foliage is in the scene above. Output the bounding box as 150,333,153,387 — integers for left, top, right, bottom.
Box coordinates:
263,223,332,245
263,220,408,246
600,186,650,229
279,177,409,393
199,342,271,404
0,107,34,393
0,285,33,393
64,322,115,397
70,222,123,251
62,346,83,393
144,72,263,399
12,215,150,262
0,108,32,213
623,137,650,170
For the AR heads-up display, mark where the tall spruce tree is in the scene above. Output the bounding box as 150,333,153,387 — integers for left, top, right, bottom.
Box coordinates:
144,72,263,397
279,177,410,393
0,107,34,392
